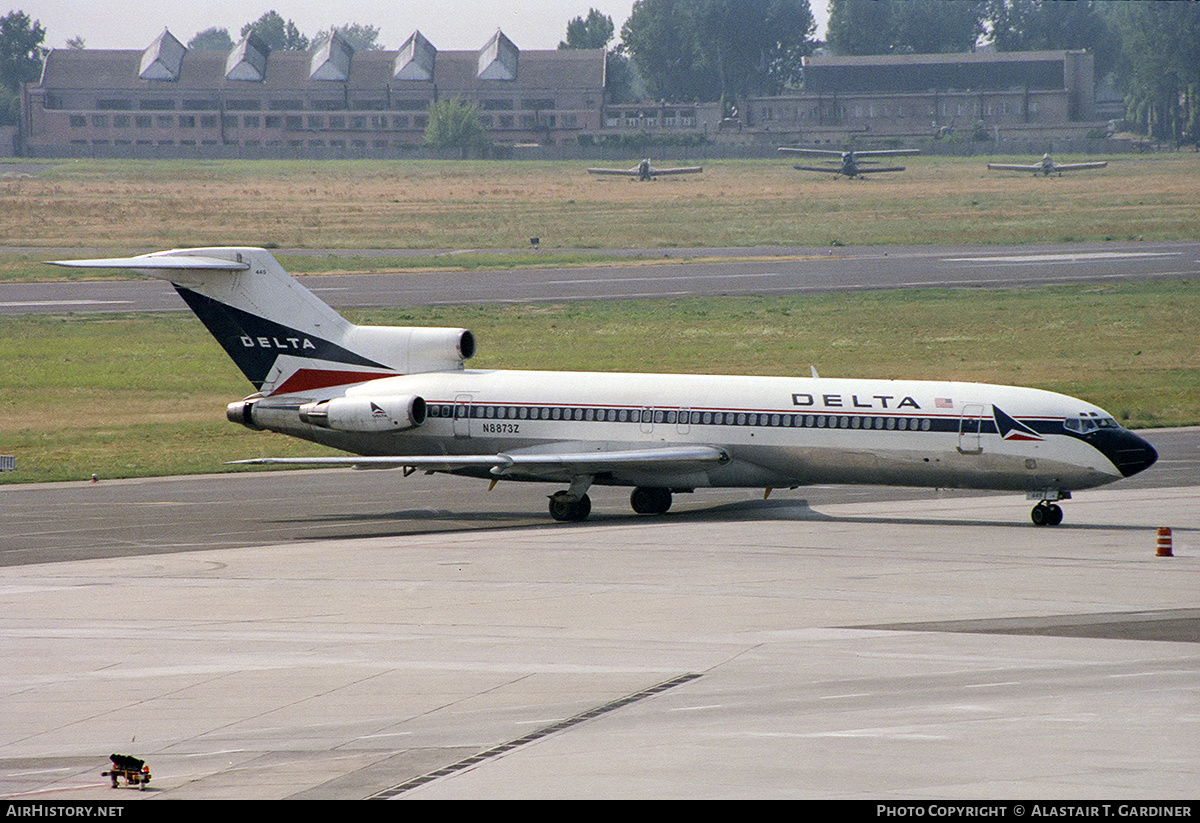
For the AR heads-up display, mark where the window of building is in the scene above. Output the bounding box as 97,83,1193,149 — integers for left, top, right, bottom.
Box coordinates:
270,99,302,110
139,99,176,110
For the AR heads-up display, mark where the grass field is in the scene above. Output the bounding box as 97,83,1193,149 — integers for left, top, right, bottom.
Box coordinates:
0,155,1196,483
1,154,1199,270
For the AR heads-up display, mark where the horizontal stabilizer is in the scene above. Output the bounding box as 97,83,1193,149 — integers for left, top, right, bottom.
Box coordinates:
49,252,249,274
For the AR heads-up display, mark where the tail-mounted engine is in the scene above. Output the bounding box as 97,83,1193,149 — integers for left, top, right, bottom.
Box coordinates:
298,395,427,432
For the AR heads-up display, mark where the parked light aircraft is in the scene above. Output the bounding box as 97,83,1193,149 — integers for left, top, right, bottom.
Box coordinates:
52,248,1157,525
987,153,1108,176
587,158,703,180
778,147,920,178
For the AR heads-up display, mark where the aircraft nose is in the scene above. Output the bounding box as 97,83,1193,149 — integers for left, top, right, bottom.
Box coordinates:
1094,429,1158,478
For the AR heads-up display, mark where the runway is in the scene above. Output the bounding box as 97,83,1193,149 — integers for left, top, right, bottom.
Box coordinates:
3,239,1199,314
1,482,1196,799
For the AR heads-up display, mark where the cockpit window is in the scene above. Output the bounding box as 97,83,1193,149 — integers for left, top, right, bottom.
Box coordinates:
1063,414,1118,434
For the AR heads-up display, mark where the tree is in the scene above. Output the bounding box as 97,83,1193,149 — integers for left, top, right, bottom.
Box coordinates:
425,97,487,157
1105,2,1200,142
559,8,615,49
0,10,46,93
188,27,235,51
986,0,1118,78
241,11,309,51
828,0,984,56
693,0,816,97
66,36,85,50
890,0,984,54
312,23,384,52
621,0,712,101
827,0,896,55
0,10,44,127
620,0,815,102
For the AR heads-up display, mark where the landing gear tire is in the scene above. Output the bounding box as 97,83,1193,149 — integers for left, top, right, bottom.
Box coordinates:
630,487,672,515
549,492,592,522
1031,502,1063,526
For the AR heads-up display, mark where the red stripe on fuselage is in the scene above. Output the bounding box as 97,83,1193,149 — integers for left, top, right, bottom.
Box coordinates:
268,368,397,395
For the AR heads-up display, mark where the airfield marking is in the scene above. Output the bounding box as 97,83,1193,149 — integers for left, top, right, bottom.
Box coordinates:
942,251,1179,264
0,299,130,307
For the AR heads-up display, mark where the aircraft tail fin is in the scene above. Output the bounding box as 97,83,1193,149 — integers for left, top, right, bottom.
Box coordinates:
50,247,475,395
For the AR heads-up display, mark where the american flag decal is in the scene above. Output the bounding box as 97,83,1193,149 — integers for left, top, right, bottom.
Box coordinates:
935,397,953,408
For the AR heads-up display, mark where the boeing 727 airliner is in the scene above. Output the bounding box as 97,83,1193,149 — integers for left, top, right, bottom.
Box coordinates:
52,248,1157,525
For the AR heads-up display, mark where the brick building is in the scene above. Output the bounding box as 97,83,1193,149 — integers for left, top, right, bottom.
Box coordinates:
21,28,607,155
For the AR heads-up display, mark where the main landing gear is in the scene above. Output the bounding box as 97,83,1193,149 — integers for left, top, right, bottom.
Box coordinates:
548,484,676,522
549,475,594,522
549,491,592,522
630,486,672,515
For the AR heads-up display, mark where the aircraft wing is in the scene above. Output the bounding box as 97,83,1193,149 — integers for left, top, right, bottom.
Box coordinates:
855,166,907,174
987,163,1041,172
586,167,638,176
649,166,702,176
778,148,840,156
855,149,920,157
792,164,847,174
230,444,730,478
1053,161,1108,172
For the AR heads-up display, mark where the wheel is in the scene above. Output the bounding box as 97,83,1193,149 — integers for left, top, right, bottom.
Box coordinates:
549,493,591,522
630,487,672,515
1031,502,1064,526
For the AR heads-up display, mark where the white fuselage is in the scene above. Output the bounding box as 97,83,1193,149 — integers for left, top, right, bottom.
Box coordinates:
250,369,1130,494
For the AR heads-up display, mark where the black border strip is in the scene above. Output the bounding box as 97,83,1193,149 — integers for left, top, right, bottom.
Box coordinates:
366,672,703,799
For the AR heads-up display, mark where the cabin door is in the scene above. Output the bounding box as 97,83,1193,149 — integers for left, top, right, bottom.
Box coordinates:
453,394,473,439
957,404,986,454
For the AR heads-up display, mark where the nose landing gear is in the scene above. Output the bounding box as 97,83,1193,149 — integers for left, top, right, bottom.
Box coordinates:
1030,501,1064,526
1028,490,1070,526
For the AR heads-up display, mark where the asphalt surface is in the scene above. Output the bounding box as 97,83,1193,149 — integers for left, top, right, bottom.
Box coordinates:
0,426,1193,567
3,239,1199,314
